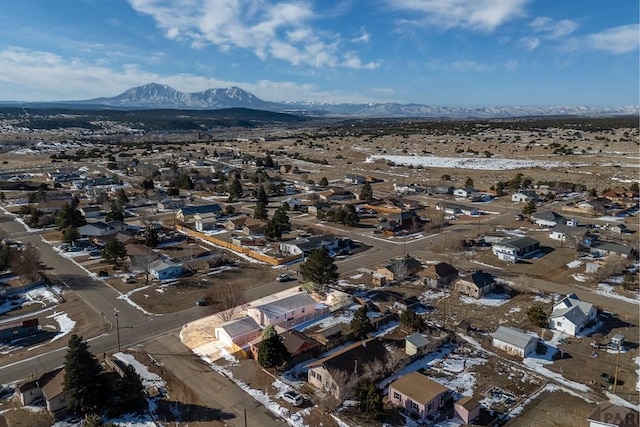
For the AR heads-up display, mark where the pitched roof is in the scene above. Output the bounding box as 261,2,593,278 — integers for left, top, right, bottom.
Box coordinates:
494,236,540,250
493,326,538,349
149,259,181,272
551,294,594,326
181,204,222,215
217,316,261,338
406,333,430,348
591,241,634,256
306,338,389,376
40,368,65,400
389,372,449,405
531,210,565,222
253,293,317,317
455,395,480,411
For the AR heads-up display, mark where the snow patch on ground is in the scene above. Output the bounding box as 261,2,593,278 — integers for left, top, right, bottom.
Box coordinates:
595,283,640,305
571,273,588,282
566,260,583,269
365,155,570,170
47,312,75,342
113,352,166,389
460,293,511,307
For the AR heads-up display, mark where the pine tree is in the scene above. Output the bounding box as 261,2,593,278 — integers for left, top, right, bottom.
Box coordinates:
360,181,373,202
256,185,268,205
228,177,243,202
116,365,147,414
464,177,474,188
62,226,80,244
63,334,105,415
102,237,128,267
319,176,329,187
56,203,86,230
254,202,268,220
399,308,426,332
299,248,339,293
265,207,290,241
350,305,374,339
522,198,537,217
355,379,383,418
257,325,290,369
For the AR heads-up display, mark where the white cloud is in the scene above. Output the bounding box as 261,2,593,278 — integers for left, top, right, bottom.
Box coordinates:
504,59,518,70
426,59,494,72
584,24,640,54
0,46,385,103
127,0,374,69
386,0,530,32
518,36,540,51
530,17,578,39
351,28,371,43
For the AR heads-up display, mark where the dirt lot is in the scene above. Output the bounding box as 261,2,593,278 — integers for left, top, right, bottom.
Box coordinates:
505,389,598,427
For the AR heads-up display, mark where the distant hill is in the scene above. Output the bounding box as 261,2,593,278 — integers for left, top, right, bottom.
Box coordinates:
2,83,639,118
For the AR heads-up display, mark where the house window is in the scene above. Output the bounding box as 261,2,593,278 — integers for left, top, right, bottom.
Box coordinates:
428,403,432,411
316,373,322,381
411,401,419,411
301,307,305,313
393,391,401,401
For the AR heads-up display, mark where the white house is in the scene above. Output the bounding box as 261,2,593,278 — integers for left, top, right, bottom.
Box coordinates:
530,211,565,227
279,234,339,258
149,260,183,280
492,326,538,359
549,294,597,336
214,316,262,352
194,212,218,231
78,221,116,237
453,187,477,199
511,191,538,203
492,236,540,263
247,292,323,329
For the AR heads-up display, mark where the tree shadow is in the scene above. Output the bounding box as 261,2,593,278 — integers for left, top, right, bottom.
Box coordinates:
154,400,236,422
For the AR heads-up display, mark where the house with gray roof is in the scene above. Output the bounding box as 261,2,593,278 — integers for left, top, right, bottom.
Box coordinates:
492,236,541,263
531,210,566,227
279,234,339,258
149,259,183,280
590,241,636,259
214,316,262,351
492,326,538,359
549,294,597,336
247,292,323,329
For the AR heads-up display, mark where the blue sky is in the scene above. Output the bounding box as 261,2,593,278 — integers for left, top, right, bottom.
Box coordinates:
0,0,638,105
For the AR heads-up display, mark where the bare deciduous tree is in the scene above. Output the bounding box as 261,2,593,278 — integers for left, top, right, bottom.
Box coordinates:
210,282,244,322
10,243,41,282
592,256,628,283
130,252,159,285
327,368,359,401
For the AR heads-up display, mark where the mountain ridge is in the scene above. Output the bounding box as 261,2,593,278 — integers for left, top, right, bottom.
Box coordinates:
7,83,640,118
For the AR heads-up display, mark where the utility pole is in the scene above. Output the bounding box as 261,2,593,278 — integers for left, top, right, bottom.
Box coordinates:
114,308,121,352
613,345,621,394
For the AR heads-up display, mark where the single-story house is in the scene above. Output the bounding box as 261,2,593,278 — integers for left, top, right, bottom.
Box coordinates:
589,241,636,259
511,191,538,203
250,328,321,366
609,224,628,234
549,224,585,242
454,396,481,424
453,187,477,198
125,243,160,266
37,200,69,214
587,402,639,427
438,204,479,216
149,260,183,280
418,262,458,288
388,372,451,420
375,256,423,285
307,202,334,216
18,368,68,417
78,221,116,237
279,234,339,258
344,174,367,185
306,338,389,399
319,187,356,202
549,294,597,336
492,236,541,263
79,205,103,218
530,210,565,227
177,204,222,223
194,212,218,231
379,211,422,232
215,316,262,352
454,270,496,298
405,332,430,357
247,292,322,328
0,318,40,342
492,326,538,359
157,197,186,210
282,197,303,209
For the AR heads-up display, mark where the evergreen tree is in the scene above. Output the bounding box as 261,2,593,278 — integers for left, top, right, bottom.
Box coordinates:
399,308,426,332
144,226,159,248
299,248,339,293
495,181,505,196
63,334,105,415
254,201,268,220
527,306,547,328
116,189,129,206
265,207,290,240
319,176,329,187
342,205,359,226
522,199,537,217
630,182,639,193
228,177,243,202
256,185,268,205
257,325,290,369
360,181,373,202
62,226,80,244
355,379,383,419
464,177,474,188
102,237,128,267
56,203,86,230
116,365,146,414
264,154,275,168
350,305,374,339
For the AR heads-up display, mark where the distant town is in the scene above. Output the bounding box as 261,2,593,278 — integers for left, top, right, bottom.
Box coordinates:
0,109,638,427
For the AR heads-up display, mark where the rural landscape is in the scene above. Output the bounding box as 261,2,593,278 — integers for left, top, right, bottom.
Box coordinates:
0,105,637,427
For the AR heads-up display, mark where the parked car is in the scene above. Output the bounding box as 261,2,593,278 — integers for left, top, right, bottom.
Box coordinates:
196,297,208,306
276,274,290,282
282,390,303,407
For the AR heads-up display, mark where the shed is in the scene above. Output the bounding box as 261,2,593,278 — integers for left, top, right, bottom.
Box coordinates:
405,333,430,356
454,396,480,424
492,326,538,358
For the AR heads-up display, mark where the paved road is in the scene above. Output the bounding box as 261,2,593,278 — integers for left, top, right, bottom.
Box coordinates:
145,334,288,427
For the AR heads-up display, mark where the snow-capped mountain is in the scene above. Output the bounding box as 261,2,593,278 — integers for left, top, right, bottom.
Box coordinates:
48,83,640,118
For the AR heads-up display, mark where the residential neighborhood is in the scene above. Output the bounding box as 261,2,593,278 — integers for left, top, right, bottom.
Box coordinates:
0,113,638,427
